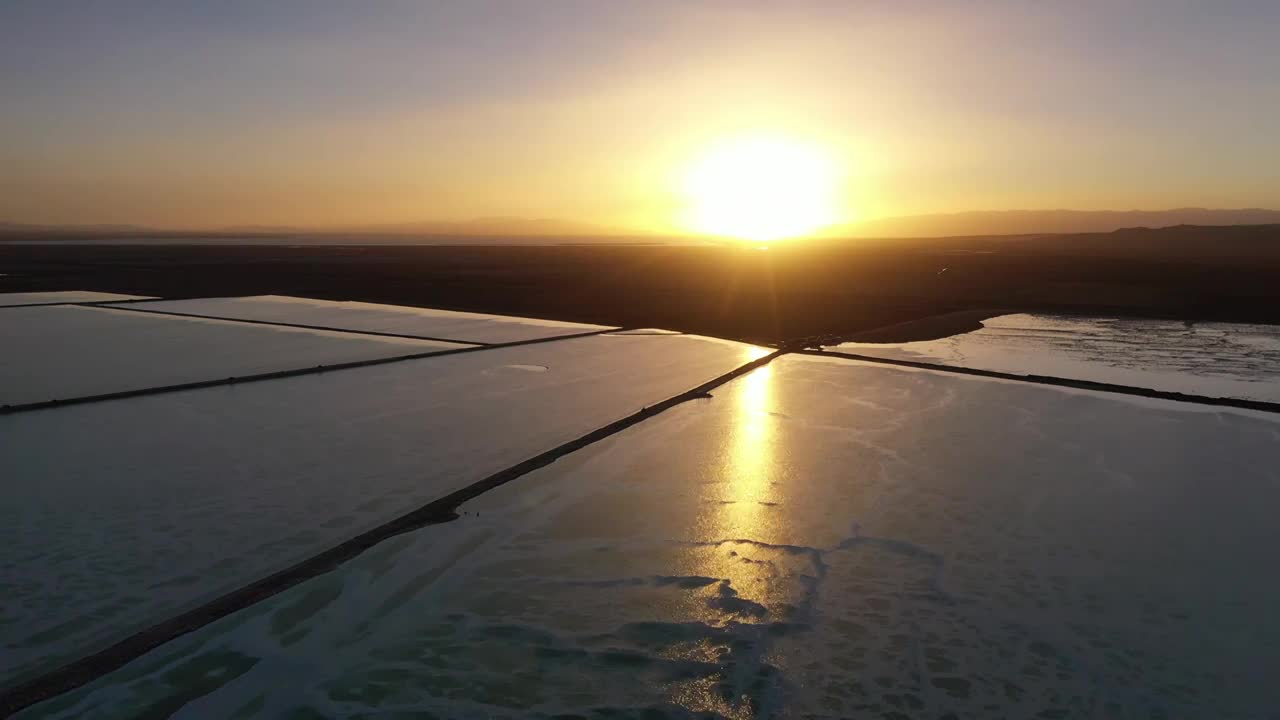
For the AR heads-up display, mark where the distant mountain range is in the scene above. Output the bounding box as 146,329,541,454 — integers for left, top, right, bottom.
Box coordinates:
4,208,1280,239
0,217,623,238
216,217,623,237
834,208,1280,238
0,222,153,233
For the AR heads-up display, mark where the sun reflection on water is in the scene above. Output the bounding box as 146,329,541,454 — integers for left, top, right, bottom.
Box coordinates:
663,350,835,715
717,361,777,539
685,350,793,616
686,350,785,559
667,354,795,714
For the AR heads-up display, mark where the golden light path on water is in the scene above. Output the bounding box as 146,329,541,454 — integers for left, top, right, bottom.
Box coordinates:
669,348,798,716
717,360,778,538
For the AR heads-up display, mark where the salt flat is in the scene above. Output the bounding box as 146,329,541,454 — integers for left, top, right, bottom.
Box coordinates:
128,295,615,344
0,332,761,686
829,313,1280,402
24,355,1280,718
0,290,152,307
0,304,469,407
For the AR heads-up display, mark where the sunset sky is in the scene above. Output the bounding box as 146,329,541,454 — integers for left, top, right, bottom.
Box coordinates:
2,1,1277,233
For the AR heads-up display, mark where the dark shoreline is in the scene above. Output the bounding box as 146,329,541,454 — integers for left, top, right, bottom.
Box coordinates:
829,309,1006,344
3,240,1279,344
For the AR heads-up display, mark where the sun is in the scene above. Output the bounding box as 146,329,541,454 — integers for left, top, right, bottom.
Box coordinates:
681,134,839,242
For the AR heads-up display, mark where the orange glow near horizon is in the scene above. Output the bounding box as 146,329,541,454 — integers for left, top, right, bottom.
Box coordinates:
6,4,1278,231
679,134,841,242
